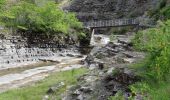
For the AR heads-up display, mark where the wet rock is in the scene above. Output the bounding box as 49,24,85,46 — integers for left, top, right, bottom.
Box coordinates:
59,54,65,57
79,86,93,93
75,55,84,58
67,54,75,57
105,42,117,48
98,62,104,70
123,52,136,58
118,38,131,45
84,55,94,65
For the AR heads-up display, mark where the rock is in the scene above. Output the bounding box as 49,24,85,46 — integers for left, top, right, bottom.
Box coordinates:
89,64,96,70
95,52,108,59
59,54,65,57
75,55,84,58
47,82,65,94
67,54,75,57
123,58,135,63
118,38,131,45
85,76,98,83
98,62,104,70
42,95,49,100
79,86,93,93
77,94,84,100
123,52,135,58
105,47,119,53
124,68,134,76
107,67,115,74
73,89,81,95
84,55,94,65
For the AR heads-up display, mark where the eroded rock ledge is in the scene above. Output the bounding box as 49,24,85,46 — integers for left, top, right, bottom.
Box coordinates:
62,34,145,100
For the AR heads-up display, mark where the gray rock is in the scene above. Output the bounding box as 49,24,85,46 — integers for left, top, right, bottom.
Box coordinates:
79,86,93,93
67,54,75,57
47,82,65,94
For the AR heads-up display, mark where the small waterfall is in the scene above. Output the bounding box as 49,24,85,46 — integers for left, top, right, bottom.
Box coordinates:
90,29,95,46
90,29,110,46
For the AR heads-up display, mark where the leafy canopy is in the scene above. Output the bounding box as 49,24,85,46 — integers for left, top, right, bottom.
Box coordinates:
0,0,82,35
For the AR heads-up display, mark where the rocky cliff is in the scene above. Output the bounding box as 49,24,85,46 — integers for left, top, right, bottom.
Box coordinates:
65,0,159,22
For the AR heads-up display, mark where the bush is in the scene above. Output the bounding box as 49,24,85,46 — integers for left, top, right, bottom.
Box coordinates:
0,0,6,21
160,6,170,20
0,1,83,36
133,20,170,82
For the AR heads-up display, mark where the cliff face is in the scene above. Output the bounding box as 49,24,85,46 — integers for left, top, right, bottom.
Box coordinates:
65,0,159,21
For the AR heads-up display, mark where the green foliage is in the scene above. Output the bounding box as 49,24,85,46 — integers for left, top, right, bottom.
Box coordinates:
159,0,167,9
0,0,6,10
129,81,170,100
0,0,83,36
133,20,170,83
149,81,170,100
108,91,124,100
130,82,150,97
148,0,168,20
160,6,170,20
0,0,6,22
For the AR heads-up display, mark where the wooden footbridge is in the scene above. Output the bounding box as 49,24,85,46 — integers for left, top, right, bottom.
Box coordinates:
83,17,155,46
83,17,154,29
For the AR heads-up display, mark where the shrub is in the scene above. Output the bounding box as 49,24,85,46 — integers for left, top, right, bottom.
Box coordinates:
133,20,170,82
160,6,170,20
0,1,83,36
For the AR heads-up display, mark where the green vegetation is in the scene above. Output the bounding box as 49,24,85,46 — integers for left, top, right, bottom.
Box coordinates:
0,0,5,11
131,19,170,99
0,68,88,100
0,0,84,37
133,20,170,82
160,5,170,20
149,0,170,20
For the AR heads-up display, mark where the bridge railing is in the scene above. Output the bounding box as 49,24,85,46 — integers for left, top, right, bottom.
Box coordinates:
83,18,140,28
83,17,154,28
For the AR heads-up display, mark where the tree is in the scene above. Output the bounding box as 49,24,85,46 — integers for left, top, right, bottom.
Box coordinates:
0,0,83,36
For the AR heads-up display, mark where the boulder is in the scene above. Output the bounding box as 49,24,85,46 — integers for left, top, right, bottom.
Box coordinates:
84,55,94,65
67,54,75,57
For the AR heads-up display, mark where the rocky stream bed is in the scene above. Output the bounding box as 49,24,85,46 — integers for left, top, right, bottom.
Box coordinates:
42,34,146,100
0,33,145,100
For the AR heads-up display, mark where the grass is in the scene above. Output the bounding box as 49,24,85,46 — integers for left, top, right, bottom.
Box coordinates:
0,68,88,100
148,80,170,100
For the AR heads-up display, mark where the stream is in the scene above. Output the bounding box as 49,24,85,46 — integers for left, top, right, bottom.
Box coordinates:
0,33,111,93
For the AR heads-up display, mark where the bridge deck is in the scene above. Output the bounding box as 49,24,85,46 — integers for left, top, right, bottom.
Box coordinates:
83,18,153,28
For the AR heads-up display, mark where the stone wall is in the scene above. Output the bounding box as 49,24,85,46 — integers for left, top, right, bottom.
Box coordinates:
0,35,79,69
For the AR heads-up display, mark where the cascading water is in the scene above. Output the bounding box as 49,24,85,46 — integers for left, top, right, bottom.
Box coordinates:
90,29,95,46
90,29,110,46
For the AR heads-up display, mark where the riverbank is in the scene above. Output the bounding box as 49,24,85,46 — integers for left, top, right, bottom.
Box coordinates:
0,68,88,100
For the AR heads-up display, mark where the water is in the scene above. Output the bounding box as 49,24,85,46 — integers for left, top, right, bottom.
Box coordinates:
90,33,110,46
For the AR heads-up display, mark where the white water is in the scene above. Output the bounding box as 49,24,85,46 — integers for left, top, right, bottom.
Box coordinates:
90,33,110,46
